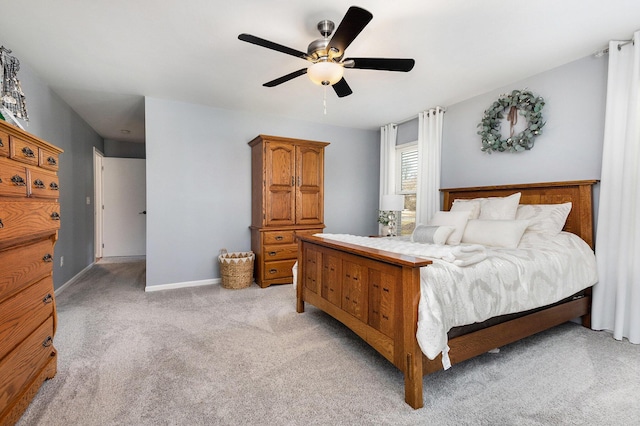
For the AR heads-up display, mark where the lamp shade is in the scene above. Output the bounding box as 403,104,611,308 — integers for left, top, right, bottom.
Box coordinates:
380,194,404,211
307,61,344,86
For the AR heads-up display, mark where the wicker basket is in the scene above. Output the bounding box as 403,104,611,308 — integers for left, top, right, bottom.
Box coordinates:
218,249,254,289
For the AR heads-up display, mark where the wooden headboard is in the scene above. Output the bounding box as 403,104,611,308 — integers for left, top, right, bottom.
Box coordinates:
441,180,598,249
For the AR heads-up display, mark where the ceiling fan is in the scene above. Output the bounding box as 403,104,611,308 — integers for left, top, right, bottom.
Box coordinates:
238,6,415,98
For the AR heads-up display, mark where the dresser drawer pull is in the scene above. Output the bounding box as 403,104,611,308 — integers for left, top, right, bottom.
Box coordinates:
11,175,26,186
43,253,53,262
22,146,36,158
43,294,53,304
0,218,3,228
47,156,57,166
50,182,59,190
50,212,61,220
268,251,277,256
275,235,284,241
34,178,45,189
0,137,3,147
269,268,278,274
42,336,53,347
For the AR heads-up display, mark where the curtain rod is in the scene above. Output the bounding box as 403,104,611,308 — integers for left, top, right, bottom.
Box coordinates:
395,106,447,126
594,37,634,57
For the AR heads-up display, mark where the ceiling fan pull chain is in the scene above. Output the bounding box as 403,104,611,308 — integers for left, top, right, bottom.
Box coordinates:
323,85,327,115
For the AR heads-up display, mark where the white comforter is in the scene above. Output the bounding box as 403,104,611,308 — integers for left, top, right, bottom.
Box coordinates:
318,232,598,369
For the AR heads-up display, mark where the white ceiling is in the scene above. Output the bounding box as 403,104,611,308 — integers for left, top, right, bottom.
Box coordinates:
1,1,639,144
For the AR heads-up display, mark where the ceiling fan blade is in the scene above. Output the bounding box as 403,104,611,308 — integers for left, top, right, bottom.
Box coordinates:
327,6,373,58
344,57,415,72
332,78,353,98
238,33,309,60
263,68,308,87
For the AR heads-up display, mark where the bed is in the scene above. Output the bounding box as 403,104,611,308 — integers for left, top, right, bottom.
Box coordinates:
295,180,598,409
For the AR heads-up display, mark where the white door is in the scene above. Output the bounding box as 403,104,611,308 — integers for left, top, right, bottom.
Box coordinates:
94,148,104,259
103,158,146,257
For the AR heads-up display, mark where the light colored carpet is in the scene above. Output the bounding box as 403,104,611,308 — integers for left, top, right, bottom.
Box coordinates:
17,259,640,425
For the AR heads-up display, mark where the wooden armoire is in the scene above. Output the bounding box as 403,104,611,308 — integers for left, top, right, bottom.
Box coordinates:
249,135,329,288
0,120,62,424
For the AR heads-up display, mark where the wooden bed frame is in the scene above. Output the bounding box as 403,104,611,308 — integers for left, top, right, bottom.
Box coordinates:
296,180,597,409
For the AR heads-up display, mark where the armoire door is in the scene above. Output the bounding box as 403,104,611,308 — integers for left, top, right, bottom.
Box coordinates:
264,142,296,226
295,144,324,225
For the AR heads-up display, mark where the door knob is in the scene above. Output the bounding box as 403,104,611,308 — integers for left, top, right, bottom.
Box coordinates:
139,211,146,215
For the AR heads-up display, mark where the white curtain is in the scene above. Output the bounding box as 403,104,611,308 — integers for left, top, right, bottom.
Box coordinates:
379,123,398,204
592,31,640,344
416,107,445,225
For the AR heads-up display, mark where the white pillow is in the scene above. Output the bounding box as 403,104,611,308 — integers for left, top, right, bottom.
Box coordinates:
411,224,455,245
428,211,471,245
450,199,482,219
478,192,521,220
461,219,530,248
515,202,572,236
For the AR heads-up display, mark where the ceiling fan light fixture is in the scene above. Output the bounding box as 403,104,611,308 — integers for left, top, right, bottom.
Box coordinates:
307,61,344,86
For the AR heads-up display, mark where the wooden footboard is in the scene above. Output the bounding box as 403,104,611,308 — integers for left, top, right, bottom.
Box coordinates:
296,235,431,408
296,180,597,409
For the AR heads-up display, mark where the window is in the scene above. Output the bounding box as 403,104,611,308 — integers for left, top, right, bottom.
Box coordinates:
396,143,418,235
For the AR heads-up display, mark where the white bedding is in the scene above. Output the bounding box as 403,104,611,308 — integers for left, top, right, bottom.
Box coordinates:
317,232,598,369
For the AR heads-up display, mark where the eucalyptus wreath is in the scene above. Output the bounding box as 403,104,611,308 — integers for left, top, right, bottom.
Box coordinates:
477,89,545,153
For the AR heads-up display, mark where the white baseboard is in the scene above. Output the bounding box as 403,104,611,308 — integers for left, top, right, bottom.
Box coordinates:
144,278,221,292
55,262,96,296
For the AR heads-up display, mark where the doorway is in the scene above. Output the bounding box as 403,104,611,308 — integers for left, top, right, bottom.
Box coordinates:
94,155,147,258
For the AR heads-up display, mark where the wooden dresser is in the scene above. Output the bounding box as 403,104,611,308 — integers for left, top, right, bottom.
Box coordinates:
0,120,62,425
249,135,328,288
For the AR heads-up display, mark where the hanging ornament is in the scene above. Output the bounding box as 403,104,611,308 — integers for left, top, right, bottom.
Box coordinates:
0,46,29,123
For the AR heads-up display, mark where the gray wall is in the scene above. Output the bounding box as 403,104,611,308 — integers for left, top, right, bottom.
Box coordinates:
104,139,146,158
145,97,379,288
441,55,607,188
15,58,105,290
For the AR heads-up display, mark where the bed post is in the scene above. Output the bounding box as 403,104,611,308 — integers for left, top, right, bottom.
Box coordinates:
401,266,424,409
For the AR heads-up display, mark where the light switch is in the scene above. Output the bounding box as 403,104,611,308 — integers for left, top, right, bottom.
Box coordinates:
86,196,91,205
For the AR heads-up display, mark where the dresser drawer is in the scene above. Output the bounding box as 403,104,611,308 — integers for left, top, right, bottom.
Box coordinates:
263,230,295,245
0,276,54,360
0,316,55,410
9,136,39,166
0,201,60,242
0,237,55,303
0,129,8,157
263,243,297,261
263,259,297,280
28,167,60,199
0,157,28,197
295,228,323,239
39,148,60,172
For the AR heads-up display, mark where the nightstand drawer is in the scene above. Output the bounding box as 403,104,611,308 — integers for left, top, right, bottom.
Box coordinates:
263,230,295,245
263,259,297,280
263,243,297,261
